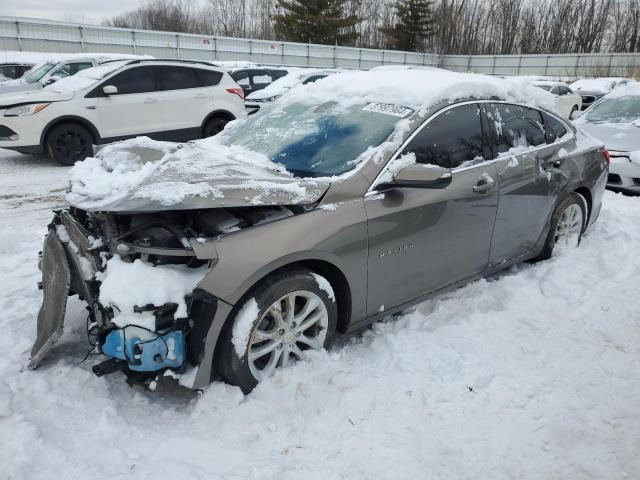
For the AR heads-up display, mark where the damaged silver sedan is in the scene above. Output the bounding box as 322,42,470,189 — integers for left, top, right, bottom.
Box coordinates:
30,70,609,393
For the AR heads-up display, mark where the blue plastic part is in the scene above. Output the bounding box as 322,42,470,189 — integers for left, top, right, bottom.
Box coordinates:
102,327,185,372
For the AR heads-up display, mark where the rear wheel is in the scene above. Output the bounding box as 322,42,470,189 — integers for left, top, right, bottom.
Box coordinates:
203,116,230,138
534,192,586,260
215,268,337,393
45,123,93,166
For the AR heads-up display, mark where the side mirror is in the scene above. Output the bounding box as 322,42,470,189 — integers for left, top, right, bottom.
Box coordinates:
378,163,452,190
570,109,583,120
102,85,118,95
44,76,61,85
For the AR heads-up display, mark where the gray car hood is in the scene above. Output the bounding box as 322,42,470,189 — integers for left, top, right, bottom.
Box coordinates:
0,87,73,107
67,137,331,213
575,121,640,152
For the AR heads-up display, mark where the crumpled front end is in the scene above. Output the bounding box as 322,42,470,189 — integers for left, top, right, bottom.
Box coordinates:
29,208,219,386
30,203,308,387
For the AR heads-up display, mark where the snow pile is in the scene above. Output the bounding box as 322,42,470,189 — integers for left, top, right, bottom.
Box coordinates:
96,255,207,329
232,298,260,356
283,68,556,114
67,136,325,210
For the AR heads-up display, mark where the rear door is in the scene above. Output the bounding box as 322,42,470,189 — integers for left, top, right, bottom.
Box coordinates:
157,65,217,141
92,65,163,140
483,103,557,264
365,102,499,314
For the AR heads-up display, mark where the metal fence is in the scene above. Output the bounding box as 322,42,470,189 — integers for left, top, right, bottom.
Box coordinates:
1,16,640,77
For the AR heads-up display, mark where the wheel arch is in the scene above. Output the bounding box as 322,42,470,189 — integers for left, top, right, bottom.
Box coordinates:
225,258,353,335
201,109,236,136
40,115,100,147
573,185,592,226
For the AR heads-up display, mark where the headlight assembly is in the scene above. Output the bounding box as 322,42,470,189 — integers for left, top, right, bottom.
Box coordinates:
4,103,50,117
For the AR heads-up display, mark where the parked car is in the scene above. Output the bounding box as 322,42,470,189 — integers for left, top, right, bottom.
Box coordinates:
531,81,582,118
0,59,246,165
29,69,608,393
573,84,640,194
229,67,288,97
570,77,635,110
0,62,36,82
244,69,336,114
0,54,151,93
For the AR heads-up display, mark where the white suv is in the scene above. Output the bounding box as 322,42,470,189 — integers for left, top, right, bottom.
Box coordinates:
0,59,246,165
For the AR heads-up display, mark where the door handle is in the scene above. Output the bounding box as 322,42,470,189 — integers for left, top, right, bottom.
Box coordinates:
195,93,206,99
144,98,157,104
542,156,563,169
473,173,496,193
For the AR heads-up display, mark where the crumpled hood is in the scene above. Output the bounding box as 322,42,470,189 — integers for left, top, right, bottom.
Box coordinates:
67,136,330,212
0,87,73,107
575,121,640,153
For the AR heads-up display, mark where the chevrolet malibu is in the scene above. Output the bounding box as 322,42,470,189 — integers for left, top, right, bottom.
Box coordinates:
30,69,608,393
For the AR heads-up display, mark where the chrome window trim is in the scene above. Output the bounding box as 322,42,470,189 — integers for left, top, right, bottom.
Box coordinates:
366,99,575,194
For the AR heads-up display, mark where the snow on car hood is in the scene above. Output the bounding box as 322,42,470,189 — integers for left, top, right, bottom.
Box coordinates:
575,121,640,153
67,136,330,212
0,88,73,107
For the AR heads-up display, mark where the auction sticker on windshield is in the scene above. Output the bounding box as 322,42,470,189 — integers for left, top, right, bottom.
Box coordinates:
363,103,413,118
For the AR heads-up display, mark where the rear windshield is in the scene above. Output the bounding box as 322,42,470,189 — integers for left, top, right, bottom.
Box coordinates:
584,95,640,123
217,101,413,177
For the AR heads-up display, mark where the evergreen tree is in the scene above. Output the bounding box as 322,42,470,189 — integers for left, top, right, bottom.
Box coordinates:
382,0,434,52
273,0,359,45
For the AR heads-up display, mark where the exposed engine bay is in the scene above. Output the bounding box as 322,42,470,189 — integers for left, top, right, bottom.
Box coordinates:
30,203,308,387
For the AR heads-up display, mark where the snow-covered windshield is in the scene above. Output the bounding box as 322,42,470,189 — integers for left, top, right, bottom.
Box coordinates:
535,85,552,91
584,95,640,123
217,101,413,177
23,63,54,83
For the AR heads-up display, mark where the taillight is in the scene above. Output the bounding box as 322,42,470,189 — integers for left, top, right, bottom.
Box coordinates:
226,88,244,100
601,148,610,163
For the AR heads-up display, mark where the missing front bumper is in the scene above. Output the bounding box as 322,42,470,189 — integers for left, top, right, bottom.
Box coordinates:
28,229,70,369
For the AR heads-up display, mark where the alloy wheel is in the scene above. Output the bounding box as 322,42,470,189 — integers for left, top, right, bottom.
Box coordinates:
554,203,583,248
247,290,328,380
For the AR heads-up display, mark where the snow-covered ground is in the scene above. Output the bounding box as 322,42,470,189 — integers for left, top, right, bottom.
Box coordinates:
0,147,639,479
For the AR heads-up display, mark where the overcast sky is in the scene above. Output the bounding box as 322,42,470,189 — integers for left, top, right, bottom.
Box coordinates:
0,0,147,24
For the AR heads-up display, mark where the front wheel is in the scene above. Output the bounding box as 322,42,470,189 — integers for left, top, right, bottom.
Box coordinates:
215,268,337,393
534,192,586,261
45,123,94,166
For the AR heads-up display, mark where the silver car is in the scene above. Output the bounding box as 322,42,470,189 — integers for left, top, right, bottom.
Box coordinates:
30,72,608,393
574,85,640,194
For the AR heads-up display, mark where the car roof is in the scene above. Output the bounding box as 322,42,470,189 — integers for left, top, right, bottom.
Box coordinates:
279,68,556,113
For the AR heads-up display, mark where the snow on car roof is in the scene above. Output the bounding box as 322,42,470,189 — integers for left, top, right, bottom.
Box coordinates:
570,77,630,92
247,68,336,99
45,61,129,93
531,80,566,87
601,82,640,99
283,68,555,113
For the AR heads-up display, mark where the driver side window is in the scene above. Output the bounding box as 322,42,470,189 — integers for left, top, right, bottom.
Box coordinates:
402,103,484,169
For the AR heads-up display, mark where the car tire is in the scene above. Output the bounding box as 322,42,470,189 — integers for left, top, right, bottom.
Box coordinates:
534,192,586,261
45,123,94,166
214,268,338,393
203,116,230,138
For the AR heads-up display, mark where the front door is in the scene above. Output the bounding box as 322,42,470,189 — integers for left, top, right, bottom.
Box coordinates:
94,65,163,140
365,103,499,315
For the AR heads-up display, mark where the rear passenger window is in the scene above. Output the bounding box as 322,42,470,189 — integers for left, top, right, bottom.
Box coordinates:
542,112,568,144
161,66,198,90
106,66,156,95
485,103,545,153
195,68,222,87
403,103,484,169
